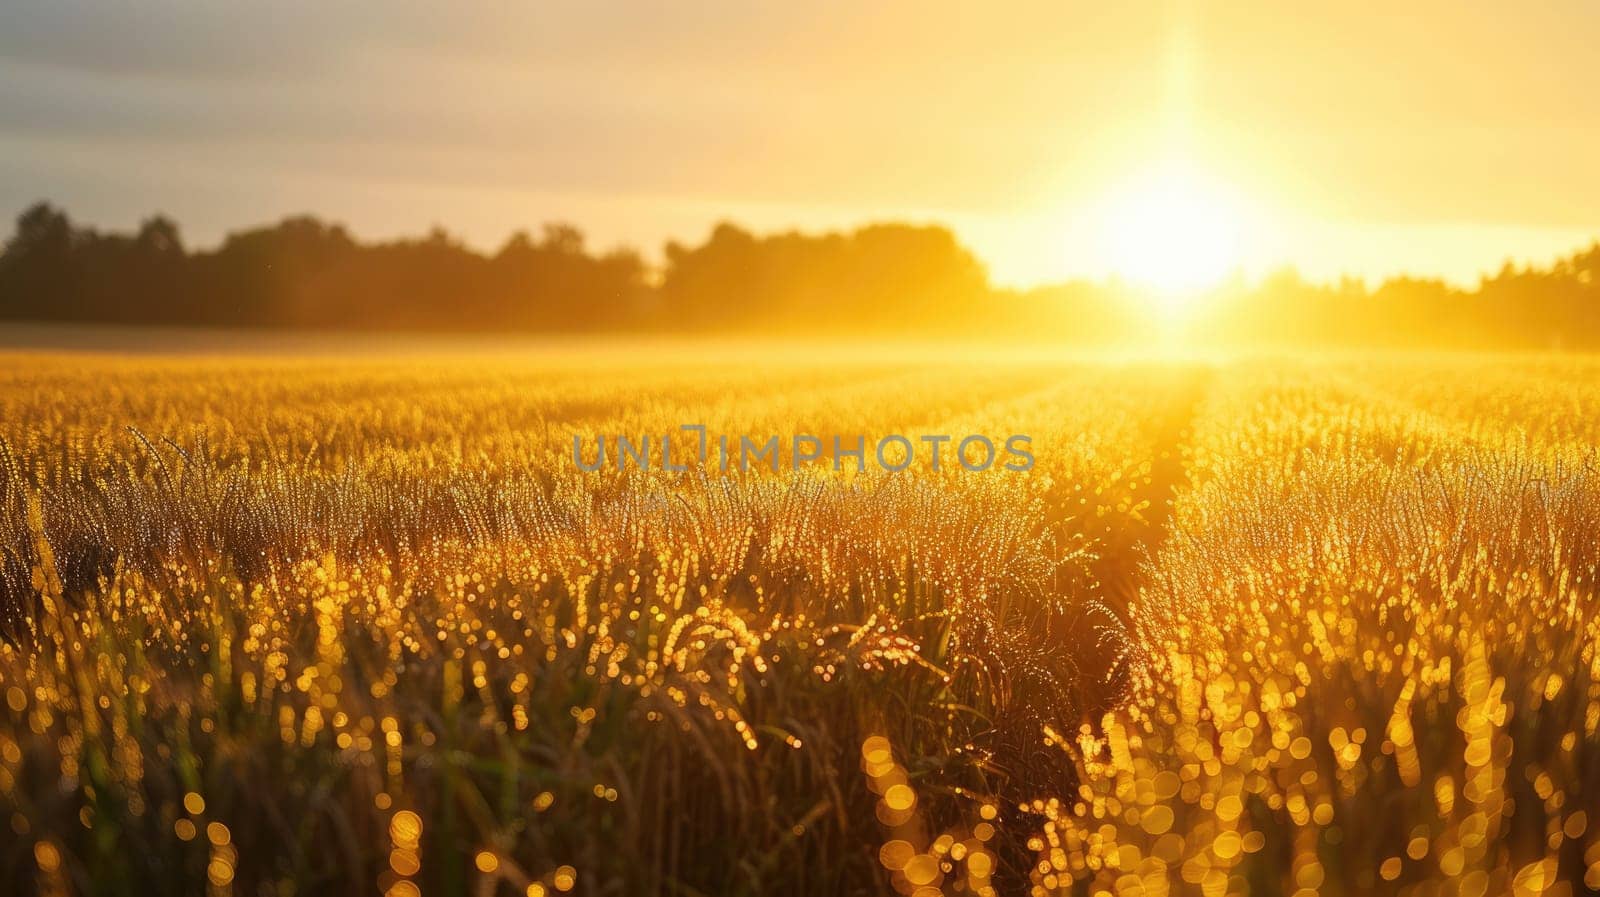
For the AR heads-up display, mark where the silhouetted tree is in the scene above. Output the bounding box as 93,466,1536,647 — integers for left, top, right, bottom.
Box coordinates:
1,202,1598,348
0,203,80,320
659,221,991,333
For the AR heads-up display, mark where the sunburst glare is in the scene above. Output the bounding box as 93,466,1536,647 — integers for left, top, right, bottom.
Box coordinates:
1096,159,1253,316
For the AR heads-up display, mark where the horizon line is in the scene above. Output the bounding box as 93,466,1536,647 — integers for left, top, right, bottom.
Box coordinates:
6,198,1598,295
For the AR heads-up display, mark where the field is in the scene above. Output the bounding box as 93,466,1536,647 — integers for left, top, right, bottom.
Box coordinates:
0,344,1597,897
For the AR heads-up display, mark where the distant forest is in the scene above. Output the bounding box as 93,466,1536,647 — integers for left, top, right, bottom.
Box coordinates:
2,201,1598,348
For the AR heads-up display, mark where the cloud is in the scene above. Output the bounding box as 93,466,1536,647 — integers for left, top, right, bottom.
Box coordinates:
0,2,358,81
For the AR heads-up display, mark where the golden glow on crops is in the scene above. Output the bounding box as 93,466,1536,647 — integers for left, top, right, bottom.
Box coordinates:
0,347,1597,893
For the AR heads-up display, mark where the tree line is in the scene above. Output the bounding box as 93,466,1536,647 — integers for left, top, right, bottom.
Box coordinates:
1,201,1597,347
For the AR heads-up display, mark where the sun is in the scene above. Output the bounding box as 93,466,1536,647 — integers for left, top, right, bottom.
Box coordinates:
1097,160,1247,314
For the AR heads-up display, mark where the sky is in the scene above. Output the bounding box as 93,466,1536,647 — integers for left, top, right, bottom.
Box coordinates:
1,1,1596,288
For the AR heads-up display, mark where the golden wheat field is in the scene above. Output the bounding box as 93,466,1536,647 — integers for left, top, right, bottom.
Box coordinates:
0,344,1597,897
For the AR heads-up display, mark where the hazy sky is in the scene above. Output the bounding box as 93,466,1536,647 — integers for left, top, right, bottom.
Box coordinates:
1,1,1596,287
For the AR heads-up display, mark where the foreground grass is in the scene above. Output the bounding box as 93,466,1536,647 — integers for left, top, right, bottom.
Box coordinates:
0,349,1597,896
